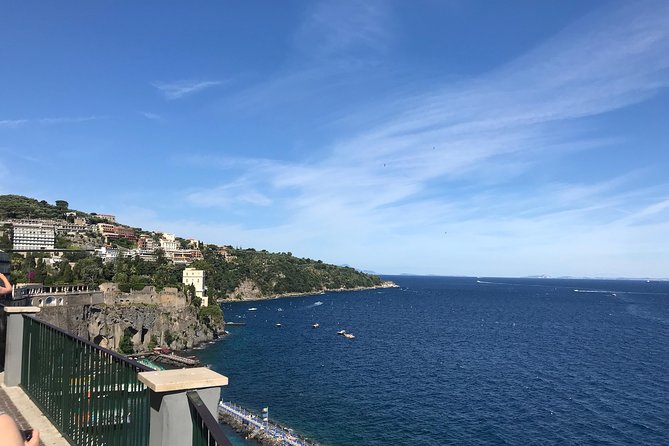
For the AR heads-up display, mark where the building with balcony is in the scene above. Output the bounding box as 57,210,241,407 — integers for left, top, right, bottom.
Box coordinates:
170,249,203,265
137,236,159,251
55,222,90,233
12,222,55,250
96,246,121,262
97,224,137,242
160,238,178,252
96,213,116,223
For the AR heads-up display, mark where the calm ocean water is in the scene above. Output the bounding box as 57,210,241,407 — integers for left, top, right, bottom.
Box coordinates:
191,276,669,445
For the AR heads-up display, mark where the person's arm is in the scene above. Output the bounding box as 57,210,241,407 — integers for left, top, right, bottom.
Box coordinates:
0,414,40,446
0,414,25,446
0,272,12,295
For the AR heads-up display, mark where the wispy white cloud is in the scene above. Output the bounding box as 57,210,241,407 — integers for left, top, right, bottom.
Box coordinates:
171,2,669,276
0,119,29,128
152,80,223,100
186,180,273,208
140,111,163,121
295,0,391,57
0,116,100,128
222,1,391,115
38,116,99,124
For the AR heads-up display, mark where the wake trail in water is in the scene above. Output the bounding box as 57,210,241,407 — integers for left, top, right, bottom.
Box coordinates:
476,279,554,288
476,280,667,297
574,289,666,296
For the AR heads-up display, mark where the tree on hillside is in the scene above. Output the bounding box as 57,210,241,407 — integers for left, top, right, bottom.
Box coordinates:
119,330,134,354
199,304,223,327
0,225,12,250
187,284,201,307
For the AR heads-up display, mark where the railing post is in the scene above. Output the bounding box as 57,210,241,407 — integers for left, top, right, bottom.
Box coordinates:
138,367,228,446
3,306,40,386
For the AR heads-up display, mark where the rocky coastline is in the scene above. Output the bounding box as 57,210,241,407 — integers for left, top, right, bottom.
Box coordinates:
222,280,398,302
36,302,224,352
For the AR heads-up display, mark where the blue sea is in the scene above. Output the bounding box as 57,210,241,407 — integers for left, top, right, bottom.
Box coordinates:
191,276,669,445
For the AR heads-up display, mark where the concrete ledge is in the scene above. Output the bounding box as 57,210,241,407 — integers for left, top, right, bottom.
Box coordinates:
3,306,40,314
138,367,228,393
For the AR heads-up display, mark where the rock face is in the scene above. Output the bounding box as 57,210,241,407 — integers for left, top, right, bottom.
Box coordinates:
231,279,264,300
37,303,223,352
100,283,188,308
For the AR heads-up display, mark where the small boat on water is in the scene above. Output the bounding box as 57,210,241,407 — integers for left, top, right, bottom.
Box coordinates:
312,323,320,329
248,307,258,311
275,323,282,327
343,333,355,339
336,330,346,335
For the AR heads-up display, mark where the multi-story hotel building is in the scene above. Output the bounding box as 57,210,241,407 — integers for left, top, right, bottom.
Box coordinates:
137,235,159,251
12,222,56,250
97,223,137,242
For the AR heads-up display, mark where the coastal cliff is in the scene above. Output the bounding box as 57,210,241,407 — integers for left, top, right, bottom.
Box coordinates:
194,246,390,301
229,278,398,301
36,302,223,352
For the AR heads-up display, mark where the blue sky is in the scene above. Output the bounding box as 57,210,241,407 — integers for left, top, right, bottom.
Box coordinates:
2,1,668,278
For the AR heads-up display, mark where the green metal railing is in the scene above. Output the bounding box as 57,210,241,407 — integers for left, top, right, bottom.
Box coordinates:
20,315,152,446
187,391,232,446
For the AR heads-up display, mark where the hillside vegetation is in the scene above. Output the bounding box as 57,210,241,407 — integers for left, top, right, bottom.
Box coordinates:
192,246,383,299
1,195,383,300
0,195,73,220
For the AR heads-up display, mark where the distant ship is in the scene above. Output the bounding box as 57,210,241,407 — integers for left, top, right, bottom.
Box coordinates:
248,307,257,311
312,323,320,329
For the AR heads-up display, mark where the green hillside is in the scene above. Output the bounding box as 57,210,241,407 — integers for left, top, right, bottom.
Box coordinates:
1,195,383,299
0,195,72,220
192,246,383,299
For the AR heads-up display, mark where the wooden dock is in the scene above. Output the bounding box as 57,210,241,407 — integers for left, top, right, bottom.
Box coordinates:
128,352,200,367
155,352,199,366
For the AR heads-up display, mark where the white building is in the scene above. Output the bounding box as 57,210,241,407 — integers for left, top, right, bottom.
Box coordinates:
182,268,208,306
12,222,55,250
96,246,120,262
160,238,178,252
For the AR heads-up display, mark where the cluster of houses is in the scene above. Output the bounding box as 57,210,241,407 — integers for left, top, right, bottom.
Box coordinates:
96,231,203,265
0,213,211,306
1,214,204,266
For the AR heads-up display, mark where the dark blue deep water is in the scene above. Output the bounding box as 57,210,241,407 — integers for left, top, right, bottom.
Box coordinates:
192,276,669,445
